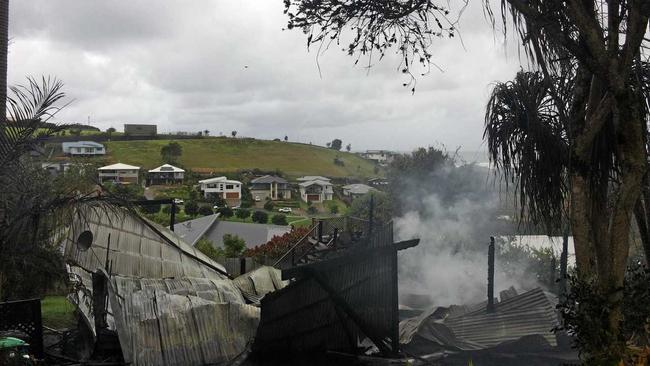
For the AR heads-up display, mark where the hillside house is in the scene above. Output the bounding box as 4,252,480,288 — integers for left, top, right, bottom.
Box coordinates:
299,179,334,202
147,164,185,185
199,176,242,203
98,163,140,184
250,175,291,201
62,141,105,156
42,162,70,176
342,183,375,199
360,150,395,165
368,177,390,189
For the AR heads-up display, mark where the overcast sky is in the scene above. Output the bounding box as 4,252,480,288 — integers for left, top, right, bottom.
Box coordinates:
9,1,522,152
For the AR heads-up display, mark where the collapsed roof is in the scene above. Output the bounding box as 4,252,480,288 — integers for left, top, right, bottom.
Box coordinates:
62,207,264,365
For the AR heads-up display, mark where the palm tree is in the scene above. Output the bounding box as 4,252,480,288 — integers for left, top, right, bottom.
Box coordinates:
0,78,127,300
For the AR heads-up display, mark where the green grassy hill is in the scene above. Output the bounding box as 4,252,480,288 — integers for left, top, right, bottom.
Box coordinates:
104,138,379,178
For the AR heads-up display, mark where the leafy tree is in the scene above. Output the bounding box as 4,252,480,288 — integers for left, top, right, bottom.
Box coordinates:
271,214,288,226
348,191,392,223
326,142,331,148
330,139,342,150
204,129,209,136
307,206,318,215
231,130,237,138
195,238,224,261
213,195,226,207
184,201,198,216
252,210,268,224
160,141,182,164
106,127,116,137
263,200,274,211
198,205,213,216
217,206,233,218
329,203,339,215
284,135,288,142
236,209,251,220
223,234,246,257
346,143,351,152
240,186,253,208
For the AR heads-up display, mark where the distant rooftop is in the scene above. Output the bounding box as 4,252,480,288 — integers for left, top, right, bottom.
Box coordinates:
251,175,288,184
98,163,140,170
148,164,185,173
199,176,242,185
62,141,104,148
173,214,291,248
296,175,331,182
342,183,375,195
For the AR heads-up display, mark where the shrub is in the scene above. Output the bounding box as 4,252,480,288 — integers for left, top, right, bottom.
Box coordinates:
223,234,246,258
244,227,311,259
213,196,226,207
307,206,318,215
184,201,198,216
271,214,288,225
264,200,275,211
329,203,339,214
236,209,251,220
198,205,214,216
218,206,234,218
252,210,268,224
162,205,176,214
195,238,223,261
141,197,161,214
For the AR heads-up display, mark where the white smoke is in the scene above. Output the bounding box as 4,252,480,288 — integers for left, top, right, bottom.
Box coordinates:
395,192,539,307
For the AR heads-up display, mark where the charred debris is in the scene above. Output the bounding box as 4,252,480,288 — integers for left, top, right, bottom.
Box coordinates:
4,199,578,365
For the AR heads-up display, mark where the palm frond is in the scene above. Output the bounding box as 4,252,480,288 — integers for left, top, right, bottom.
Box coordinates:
0,76,67,167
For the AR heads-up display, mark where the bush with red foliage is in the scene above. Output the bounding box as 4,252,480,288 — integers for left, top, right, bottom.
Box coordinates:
244,226,311,259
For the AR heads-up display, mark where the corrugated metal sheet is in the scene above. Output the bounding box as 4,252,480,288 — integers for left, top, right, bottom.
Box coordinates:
233,266,287,304
63,208,267,365
253,222,406,355
400,287,559,352
108,276,260,366
445,287,558,348
63,208,228,280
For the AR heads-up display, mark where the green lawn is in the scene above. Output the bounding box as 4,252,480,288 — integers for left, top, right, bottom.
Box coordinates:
104,138,380,179
41,296,76,329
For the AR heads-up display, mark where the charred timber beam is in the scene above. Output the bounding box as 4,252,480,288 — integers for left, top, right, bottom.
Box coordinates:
487,236,495,313
282,239,419,281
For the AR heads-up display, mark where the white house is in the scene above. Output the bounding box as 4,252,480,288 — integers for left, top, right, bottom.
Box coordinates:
342,183,375,199
360,150,395,164
298,179,334,203
199,176,242,202
148,164,185,185
98,163,140,184
62,141,105,156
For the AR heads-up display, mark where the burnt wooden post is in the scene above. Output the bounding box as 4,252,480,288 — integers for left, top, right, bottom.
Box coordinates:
559,229,569,295
240,257,247,275
170,200,176,231
92,271,109,332
487,236,495,313
389,221,399,354
318,220,323,243
368,194,375,240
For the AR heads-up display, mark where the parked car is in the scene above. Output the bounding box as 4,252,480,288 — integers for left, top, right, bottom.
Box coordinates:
278,207,292,213
174,198,184,204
